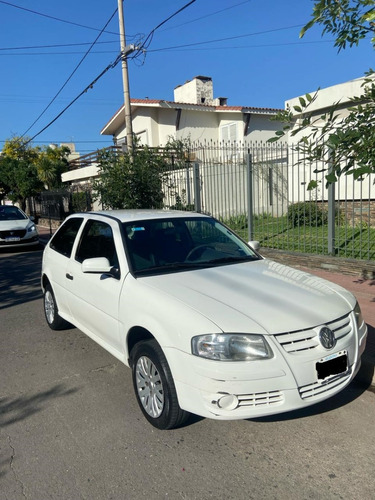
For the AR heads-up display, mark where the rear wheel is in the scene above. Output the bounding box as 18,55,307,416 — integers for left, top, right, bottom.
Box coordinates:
43,284,70,330
131,339,189,430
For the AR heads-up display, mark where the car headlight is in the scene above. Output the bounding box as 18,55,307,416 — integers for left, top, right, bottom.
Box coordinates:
28,224,37,233
191,333,273,361
354,302,364,329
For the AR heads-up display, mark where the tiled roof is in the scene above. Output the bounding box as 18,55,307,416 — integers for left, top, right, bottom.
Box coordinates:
101,99,282,135
130,98,282,113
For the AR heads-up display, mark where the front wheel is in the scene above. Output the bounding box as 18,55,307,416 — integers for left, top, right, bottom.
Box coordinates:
131,339,189,430
43,284,70,330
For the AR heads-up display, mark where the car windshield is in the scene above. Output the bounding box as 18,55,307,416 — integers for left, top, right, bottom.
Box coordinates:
0,206,27,221
123,216,260,276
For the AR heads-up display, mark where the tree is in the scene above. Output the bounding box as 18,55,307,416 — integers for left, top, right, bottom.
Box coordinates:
0,137,71,207
0,137,43,209
300,0,375,50
37,145,71,189
93,146,166,209
270,0,375,187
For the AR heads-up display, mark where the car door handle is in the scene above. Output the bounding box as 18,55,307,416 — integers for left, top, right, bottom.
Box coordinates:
66,273,74,280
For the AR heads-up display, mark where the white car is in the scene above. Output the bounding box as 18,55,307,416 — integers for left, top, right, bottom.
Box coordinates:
41,210,367,429
0,205,40,249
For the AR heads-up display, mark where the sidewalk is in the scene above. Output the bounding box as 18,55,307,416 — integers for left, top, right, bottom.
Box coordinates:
37,224,375,388
38,224,55,243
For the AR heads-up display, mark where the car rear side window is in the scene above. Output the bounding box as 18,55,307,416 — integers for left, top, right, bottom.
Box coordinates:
49,217,84,257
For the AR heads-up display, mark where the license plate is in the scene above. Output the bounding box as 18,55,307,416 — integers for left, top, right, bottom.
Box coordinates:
316,352,348,381
5,237,20,242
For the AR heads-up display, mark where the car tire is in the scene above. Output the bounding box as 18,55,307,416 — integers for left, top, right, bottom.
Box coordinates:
43,284,70,330
131,339,189,430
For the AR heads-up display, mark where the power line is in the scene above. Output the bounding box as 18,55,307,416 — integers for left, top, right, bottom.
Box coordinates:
21,8,119,137
133,0,197,58
149,39,335,53
0,0,120,35
23,53,123,146
147,23,305,52
20,0,197,146
161,0,251,32
0,50,117,57
0,38,335,58
0,41,119,51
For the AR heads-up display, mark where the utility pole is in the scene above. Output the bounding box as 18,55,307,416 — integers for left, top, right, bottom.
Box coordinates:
117,0,135,154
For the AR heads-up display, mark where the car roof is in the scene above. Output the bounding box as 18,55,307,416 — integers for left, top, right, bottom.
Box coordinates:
85,209,210,223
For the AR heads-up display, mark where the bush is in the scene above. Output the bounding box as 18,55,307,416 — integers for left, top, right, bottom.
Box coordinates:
72,191,92,212
287,202,328,227
93,147,165,210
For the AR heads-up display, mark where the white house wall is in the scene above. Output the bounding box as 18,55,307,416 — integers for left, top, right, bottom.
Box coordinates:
246,115,282,142
156,109,178,145
289,161,374,203
177,109,219,142
285,76,375,202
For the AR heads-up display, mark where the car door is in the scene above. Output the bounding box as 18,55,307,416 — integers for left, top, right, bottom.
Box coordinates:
44,216,85,320
64,216,128,356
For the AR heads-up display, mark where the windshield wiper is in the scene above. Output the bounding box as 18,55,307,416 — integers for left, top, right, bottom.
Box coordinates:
135,261,208,275
206,255,258,264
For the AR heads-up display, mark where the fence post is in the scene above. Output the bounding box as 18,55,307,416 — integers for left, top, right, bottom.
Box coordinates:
247,151,254,241
186,165,192,206
193,162,201,213
327,152,336,255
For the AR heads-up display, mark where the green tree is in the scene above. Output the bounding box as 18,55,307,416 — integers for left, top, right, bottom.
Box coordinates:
270,0,375,187
300,0,375,51
0,137,71,207
0,137,43,209
93,146,166,209
37,145,71,189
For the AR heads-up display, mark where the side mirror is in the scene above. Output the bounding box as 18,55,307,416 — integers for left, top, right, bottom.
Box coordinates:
248,240,260,251
82,257,120,279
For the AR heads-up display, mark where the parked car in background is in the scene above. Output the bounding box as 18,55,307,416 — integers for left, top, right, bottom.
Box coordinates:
41,210,367,429
0,205,40,249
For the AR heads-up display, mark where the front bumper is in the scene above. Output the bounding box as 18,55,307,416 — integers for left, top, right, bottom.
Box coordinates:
0,234,39,248
165,313,367,420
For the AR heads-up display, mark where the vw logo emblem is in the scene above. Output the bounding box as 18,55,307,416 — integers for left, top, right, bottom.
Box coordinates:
319,327,336,350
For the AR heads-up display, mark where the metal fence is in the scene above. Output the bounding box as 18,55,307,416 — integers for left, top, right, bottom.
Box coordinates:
34,142,374,261
163,141,375,260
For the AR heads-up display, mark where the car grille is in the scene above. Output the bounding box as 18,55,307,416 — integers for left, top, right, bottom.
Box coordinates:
237,390,284,408
274,314,352,354
299,370,351,400
0,229,27,238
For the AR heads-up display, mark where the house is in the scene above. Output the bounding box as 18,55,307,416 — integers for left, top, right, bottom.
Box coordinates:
62,76,283,188
285,76,373,141
285,76,375,203
100,75,282,147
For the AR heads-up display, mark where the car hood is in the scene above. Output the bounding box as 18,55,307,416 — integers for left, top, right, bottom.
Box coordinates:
141,259,355,335
0,219,31,230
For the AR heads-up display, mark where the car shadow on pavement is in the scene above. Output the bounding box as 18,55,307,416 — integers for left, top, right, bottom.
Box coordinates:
0,248,44,310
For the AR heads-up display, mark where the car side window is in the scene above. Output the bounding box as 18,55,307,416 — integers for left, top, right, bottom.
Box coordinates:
49,217,84,257
75,219,119,268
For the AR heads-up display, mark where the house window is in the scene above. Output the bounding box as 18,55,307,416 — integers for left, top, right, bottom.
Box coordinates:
221,122,237,143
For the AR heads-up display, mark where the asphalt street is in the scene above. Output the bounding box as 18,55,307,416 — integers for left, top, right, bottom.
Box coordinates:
1,245,374,500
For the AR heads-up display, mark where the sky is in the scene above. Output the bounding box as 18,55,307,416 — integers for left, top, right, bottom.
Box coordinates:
0,0,373,154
